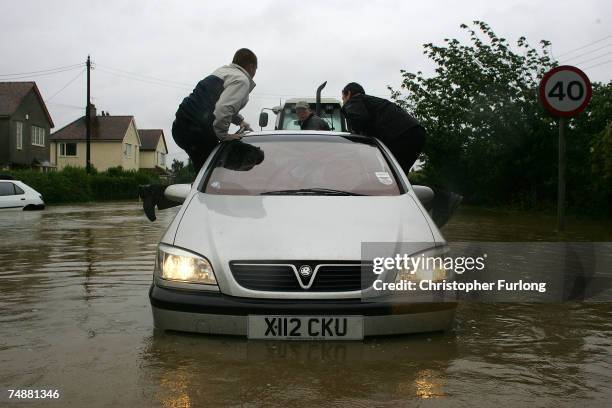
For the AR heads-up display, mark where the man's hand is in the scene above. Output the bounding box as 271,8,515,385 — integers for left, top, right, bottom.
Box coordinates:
240,120,253,132
222,133,243,141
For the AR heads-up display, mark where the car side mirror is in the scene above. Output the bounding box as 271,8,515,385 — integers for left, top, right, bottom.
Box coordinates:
412,185,434,205
164,184,191,203
259,112,269,128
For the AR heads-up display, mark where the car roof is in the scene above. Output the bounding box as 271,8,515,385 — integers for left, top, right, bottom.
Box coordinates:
244,130,351,138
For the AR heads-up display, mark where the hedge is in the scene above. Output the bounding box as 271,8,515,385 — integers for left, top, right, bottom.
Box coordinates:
5,166,163,204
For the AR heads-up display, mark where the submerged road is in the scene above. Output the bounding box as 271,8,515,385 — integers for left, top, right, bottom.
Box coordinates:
0,202,611,406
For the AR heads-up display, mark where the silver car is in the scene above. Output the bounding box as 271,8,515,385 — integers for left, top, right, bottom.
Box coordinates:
150,131,456,339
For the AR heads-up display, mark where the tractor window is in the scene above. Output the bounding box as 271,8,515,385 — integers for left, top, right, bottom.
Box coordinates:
280,106,301,130
280,103,343,131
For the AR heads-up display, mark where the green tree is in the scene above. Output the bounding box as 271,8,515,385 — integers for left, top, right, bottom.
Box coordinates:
569,82,612,214
173,158,196,183
171,158,184,175
390,21,558,207
391,21,612,214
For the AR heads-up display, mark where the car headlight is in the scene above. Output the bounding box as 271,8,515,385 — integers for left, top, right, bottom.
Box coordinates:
395,246,450,283
156,244,217,285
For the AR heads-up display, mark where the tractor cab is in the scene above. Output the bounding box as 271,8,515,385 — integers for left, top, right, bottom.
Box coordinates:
258,82,347,131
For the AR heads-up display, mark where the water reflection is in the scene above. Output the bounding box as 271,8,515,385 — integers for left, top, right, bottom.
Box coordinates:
140,330,458,406
0,203,611,407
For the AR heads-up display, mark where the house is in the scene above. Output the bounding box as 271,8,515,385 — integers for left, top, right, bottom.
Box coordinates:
0,82,55,171
138,129,168,171
50,105,141,171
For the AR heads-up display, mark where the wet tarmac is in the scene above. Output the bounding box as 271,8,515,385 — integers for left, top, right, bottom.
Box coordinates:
0,202,611,406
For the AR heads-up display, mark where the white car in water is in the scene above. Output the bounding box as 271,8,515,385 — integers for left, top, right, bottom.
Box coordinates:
150,131,456,339
0,178,45,210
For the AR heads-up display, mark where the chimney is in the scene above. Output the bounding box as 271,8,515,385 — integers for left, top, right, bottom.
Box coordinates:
89,104,97,120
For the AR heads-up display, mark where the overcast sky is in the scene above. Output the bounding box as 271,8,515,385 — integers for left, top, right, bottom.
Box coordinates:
1,0,610,164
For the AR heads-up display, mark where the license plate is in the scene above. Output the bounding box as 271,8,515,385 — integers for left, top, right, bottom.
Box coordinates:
248,315,363,340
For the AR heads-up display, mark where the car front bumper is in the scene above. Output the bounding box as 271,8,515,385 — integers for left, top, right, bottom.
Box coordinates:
150,285,457,337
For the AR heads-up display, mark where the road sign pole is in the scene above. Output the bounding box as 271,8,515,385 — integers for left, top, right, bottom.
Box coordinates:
539,65,592,233
558,117,566,232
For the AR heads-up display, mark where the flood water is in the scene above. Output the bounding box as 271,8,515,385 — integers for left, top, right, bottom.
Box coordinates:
1,202,611,407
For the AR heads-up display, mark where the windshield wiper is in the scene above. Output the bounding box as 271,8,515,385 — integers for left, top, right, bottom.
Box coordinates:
260,188,366,196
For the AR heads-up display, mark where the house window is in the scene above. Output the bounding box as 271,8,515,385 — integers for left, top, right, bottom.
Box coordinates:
124,143,132,158
31,126,45,146
158,152,166,167
59,142,77,157
16,122,23,150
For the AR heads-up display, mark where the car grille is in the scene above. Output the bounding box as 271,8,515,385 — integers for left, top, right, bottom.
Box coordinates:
229,261,375,292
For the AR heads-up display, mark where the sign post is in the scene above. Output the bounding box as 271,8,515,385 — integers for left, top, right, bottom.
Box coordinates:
539,65,592,231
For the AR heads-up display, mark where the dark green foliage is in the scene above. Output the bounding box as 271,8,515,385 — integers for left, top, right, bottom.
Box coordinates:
391,21,612,215
172,158,196,183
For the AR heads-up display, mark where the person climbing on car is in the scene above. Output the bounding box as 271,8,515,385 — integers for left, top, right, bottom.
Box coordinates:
340,82,462,227
295,101,330,131
139,48,259,221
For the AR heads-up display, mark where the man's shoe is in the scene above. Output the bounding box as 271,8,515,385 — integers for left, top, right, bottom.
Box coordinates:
138,185,157,222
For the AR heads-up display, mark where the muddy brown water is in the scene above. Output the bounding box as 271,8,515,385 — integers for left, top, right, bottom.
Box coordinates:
0,202,611,407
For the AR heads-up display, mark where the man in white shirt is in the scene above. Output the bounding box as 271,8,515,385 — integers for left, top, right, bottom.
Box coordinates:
139,48,258,221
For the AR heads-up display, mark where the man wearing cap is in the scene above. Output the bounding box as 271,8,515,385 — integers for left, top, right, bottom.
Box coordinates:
295,101,331,131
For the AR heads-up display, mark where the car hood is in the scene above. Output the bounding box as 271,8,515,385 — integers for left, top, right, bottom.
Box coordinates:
171,193,436,262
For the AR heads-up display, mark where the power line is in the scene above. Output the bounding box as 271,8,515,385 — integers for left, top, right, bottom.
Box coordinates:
0,65,84,80
94,61,390,101
96,67,192,90
557,35,612,58
94,63,192,87
583,59,612,70
562,44,612,62
0,63,83,77
45,69,85,102
571,51,612,67
47,102,85,110
94,60,383,100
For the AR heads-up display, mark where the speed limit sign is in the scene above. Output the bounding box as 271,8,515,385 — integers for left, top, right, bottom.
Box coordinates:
539,65,592,232
539,65,592,117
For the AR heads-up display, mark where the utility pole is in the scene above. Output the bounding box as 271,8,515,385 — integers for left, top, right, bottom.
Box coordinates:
86,55,91,173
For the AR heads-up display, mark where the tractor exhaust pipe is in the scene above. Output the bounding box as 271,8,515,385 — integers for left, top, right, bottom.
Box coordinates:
316,81,327,116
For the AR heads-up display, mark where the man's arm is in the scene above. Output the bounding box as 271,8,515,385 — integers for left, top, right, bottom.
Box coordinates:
231,113,244,126
213,78,250,140
317,117,331,131
321,118,331,131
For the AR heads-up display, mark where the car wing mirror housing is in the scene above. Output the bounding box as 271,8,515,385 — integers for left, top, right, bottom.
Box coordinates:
412,185,434,205
164,184,191,203
259,112,269,128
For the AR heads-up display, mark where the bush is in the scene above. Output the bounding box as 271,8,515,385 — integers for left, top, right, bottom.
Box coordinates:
6,166,164,204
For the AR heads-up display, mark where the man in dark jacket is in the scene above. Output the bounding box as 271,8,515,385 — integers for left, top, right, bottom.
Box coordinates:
340,82,424,174
340,82,461,227
139,48,258,221
295,101,330,131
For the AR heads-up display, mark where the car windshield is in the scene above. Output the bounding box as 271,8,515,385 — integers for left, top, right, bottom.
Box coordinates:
203,135,402,196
